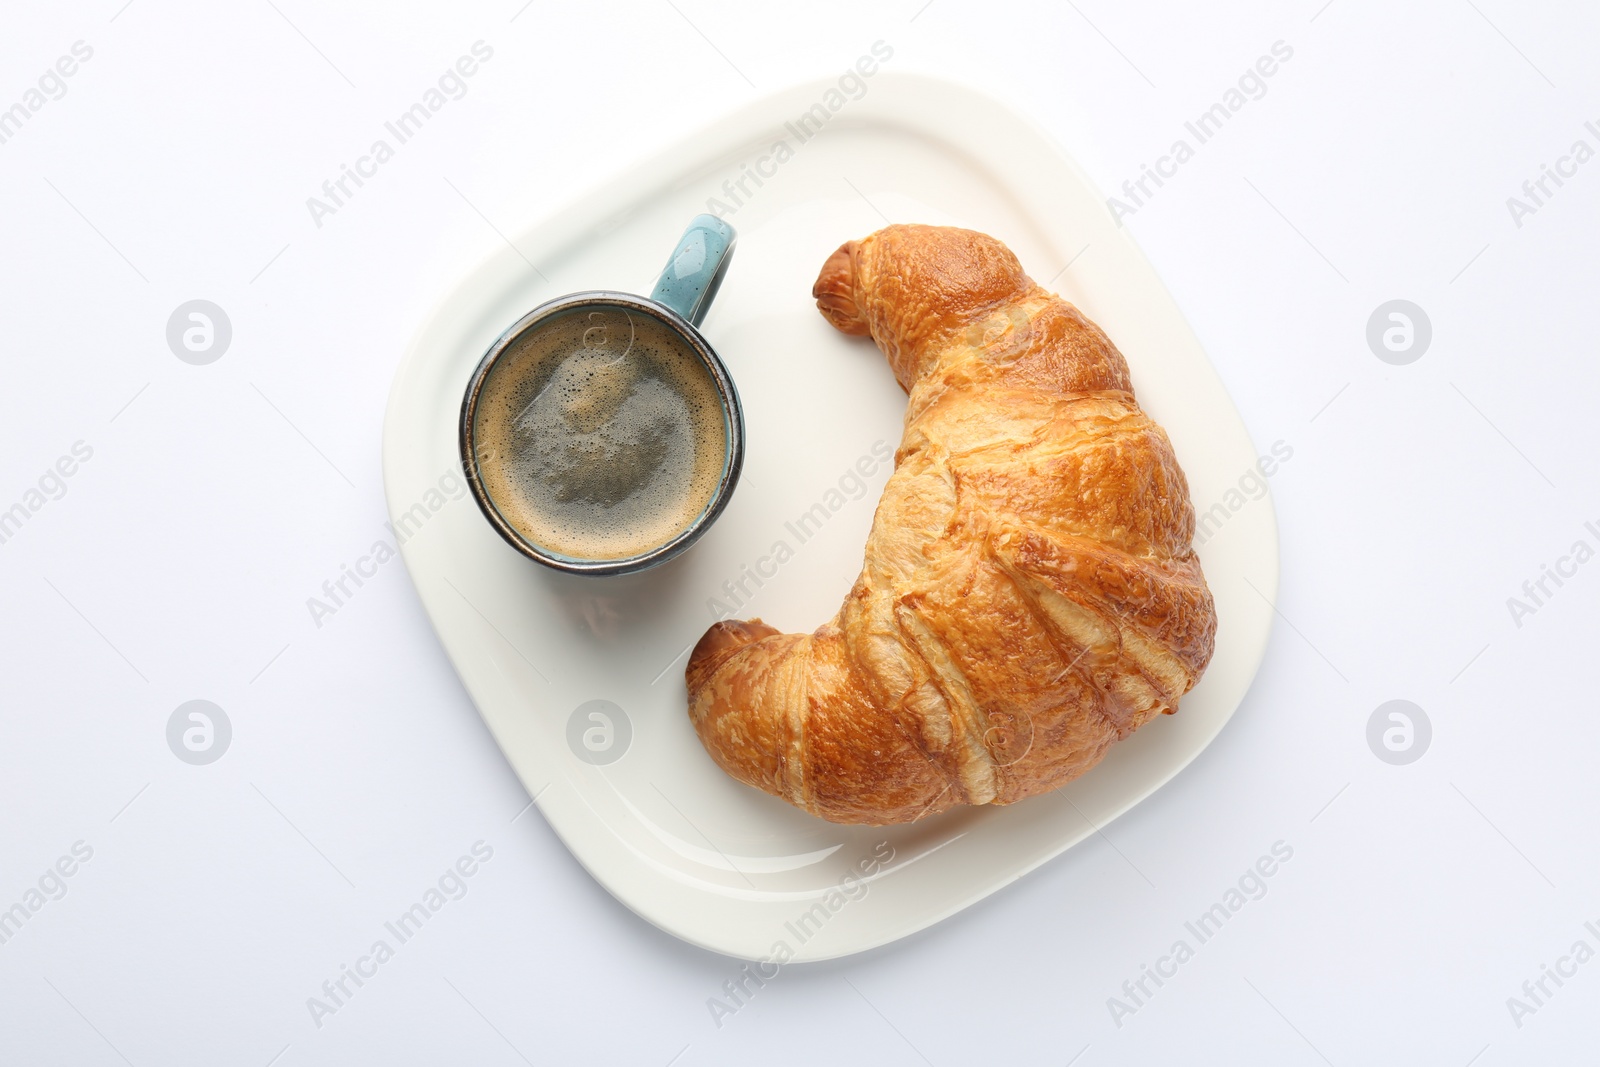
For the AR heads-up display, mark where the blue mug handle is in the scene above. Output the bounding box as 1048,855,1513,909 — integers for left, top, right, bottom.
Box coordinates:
650,214,736,329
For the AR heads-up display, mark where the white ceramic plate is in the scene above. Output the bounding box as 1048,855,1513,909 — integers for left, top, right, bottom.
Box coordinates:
382,73,1278,961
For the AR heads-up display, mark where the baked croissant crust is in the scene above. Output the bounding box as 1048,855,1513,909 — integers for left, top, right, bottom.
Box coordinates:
686,225,1216,825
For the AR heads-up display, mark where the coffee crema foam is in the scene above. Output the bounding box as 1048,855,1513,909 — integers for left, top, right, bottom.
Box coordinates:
473,306,728,561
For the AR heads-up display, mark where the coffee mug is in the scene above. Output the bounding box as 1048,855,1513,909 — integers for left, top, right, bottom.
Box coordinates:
460,215,743,576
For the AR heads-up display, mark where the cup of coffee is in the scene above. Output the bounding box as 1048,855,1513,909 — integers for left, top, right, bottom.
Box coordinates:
460,215,743,575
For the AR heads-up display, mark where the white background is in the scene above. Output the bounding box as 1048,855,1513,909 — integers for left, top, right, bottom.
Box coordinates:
1,0,1596,1063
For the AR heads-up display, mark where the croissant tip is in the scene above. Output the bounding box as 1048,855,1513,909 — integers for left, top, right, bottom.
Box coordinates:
813,241,871,336
686,618,780,686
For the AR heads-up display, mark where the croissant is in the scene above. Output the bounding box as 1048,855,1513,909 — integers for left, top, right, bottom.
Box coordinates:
685,225,1216,825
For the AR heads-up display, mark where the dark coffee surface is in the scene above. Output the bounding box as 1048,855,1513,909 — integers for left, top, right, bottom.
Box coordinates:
473,306,728,560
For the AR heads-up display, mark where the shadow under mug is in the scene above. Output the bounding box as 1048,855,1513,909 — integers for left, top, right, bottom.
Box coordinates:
459,215,744,576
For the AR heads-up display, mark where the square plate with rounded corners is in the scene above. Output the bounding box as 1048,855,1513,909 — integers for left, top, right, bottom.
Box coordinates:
382,73,1278,962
